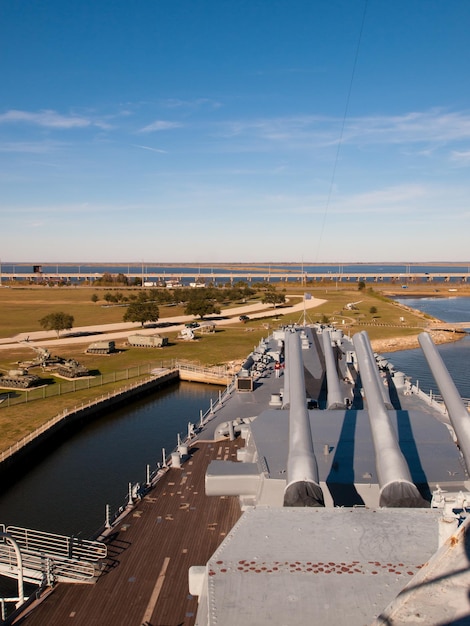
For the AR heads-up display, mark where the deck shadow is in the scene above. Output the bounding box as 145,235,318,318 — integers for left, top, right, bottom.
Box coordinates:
326,410,365,507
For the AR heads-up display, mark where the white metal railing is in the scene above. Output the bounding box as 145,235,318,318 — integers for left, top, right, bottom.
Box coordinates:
94,376,237,539
0,543,97,583
177,362,230,379
5,526,106,561
0,525,106,585
410,384,470,412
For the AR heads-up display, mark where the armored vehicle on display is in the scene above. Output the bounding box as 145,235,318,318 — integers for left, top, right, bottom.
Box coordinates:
86,341,116,354
52,359,90,379
0,368,41,389
127,334,168,348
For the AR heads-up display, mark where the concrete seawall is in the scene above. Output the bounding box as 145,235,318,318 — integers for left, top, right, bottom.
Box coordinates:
0,370,179,483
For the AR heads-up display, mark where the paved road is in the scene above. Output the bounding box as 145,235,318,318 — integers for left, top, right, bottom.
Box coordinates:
0,296,326,351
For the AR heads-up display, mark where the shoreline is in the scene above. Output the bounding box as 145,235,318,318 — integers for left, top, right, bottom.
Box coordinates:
370,329,467,354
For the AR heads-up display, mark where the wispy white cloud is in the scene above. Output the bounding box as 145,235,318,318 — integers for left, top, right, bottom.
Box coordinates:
217,109,470,152
133,144,167,153
342,109,470,145
138,120,183,133
450,150,470,165
0,109,107,129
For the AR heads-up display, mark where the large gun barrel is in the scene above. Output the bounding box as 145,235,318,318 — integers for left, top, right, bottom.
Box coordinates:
322,329,345,409
353,331,424,507
357,330,393,410
283,330,324,507
418,332,470,474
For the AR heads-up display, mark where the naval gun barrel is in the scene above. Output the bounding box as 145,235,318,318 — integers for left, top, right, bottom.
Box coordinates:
283,330,324,507
418,332,470,474
354,330,393,409
353,331,424,507
322,329,345,409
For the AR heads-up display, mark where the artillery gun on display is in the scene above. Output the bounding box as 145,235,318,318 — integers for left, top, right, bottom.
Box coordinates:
345,300,363,311
19,341,89,379
19,342,62,369
177,327,195,341
0,368,41,389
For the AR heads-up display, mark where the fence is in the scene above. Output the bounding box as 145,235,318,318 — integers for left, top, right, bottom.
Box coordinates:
0,360,229,409
0,362,233,466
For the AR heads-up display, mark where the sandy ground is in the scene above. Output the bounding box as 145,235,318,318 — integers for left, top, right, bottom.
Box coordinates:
370,330,465,354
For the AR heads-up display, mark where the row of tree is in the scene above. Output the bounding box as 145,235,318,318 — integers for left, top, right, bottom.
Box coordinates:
39,284,287,334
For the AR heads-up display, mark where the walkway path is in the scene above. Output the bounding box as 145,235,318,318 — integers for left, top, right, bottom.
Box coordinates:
0,296,326,351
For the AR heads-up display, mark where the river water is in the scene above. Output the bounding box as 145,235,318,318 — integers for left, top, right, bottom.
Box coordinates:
0,297,469,540
383,297,470,399
0,381,222,539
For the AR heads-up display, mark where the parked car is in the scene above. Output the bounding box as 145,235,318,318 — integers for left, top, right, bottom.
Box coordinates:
239,315,249,322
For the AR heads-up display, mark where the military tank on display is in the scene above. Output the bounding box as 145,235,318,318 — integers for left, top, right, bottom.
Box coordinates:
0,368,41,389
52,359,89,379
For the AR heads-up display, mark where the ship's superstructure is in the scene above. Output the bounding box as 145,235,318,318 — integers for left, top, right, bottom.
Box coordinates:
190,325,470,625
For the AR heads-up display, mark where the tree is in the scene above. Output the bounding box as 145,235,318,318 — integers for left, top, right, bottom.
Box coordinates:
39,312,74,337
185,291,221,319
123,301,160,327
369,306,378,315
358,281,366,291
261,286,286,309
91,293,99,303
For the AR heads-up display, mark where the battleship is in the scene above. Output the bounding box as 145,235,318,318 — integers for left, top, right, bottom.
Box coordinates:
2,323,470,624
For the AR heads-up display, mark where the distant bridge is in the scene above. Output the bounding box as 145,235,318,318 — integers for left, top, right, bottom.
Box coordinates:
0,271,469,284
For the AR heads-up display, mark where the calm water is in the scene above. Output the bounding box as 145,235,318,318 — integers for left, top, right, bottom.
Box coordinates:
383,297,470,399
0,381,222,538
2,262,469,284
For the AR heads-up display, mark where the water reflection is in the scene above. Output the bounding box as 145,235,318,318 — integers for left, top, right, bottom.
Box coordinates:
0,381,221,538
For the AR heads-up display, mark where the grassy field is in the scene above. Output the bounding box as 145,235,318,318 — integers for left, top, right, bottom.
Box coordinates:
0,285,191,337
0,282,465,452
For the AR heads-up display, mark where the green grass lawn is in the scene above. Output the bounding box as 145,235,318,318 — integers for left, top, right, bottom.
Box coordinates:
0,283,440,451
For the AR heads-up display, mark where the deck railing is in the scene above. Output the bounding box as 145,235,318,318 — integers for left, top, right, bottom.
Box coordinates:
0,525,106,585
93,375,236,540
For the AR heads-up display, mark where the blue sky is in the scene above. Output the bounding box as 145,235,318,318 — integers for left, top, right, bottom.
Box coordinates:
1,0,469,263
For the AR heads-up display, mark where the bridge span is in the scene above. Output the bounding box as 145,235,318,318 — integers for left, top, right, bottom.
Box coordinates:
0,271,469,284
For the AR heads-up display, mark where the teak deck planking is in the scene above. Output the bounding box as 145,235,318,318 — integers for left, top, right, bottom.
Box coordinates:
14,439,243,626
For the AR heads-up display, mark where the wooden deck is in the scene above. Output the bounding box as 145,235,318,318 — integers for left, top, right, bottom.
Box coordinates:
14,439,243,626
